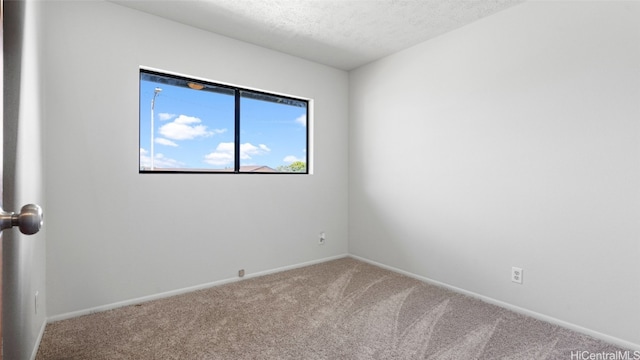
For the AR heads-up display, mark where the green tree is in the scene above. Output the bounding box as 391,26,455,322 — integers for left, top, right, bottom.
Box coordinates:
277,161,306,173
289,161,306,172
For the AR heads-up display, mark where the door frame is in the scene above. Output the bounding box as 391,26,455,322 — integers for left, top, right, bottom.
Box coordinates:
1,0,5,357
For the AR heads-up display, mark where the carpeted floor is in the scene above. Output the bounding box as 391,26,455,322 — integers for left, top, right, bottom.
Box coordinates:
36,257,631,359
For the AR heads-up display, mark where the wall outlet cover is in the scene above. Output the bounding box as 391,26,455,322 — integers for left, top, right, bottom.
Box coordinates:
511,267,523,284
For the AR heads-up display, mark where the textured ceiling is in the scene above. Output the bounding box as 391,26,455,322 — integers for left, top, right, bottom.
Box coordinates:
112,0,525,70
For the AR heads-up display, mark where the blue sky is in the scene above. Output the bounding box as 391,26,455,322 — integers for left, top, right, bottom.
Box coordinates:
140,77,307,171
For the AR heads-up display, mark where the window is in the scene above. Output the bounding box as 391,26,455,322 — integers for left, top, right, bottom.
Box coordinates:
139,69,309,173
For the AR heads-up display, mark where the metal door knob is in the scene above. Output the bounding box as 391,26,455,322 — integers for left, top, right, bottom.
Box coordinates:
0,204,44,235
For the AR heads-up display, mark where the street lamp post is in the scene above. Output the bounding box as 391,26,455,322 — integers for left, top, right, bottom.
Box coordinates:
150,87,162,170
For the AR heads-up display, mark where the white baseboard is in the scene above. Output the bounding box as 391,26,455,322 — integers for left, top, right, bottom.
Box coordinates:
348,255,640,352
30,320,47,360
47,254,349,323
46,252,639,352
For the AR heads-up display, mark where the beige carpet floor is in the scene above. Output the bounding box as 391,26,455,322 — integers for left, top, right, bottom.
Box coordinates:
36,257,631,359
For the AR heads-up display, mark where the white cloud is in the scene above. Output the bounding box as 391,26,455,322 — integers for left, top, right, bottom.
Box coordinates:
158,113,176,121
283,155,303,163
139,148,184,169
204,153,233,166
159,115,226,141
204,142,271,166
204,142,234,166
240,143,270,159
155,138,178,147
295,114,306,127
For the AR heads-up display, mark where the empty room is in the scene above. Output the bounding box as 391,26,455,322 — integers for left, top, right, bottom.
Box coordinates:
3,0,639,359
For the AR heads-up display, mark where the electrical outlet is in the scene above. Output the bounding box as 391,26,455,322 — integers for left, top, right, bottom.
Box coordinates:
238,269,245,278
318,232,326,245
511,267,523,284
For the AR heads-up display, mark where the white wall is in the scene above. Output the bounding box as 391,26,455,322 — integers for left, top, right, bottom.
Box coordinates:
350,1,640,348
40,0,640,351
42,1,348,318
3,0,47,358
